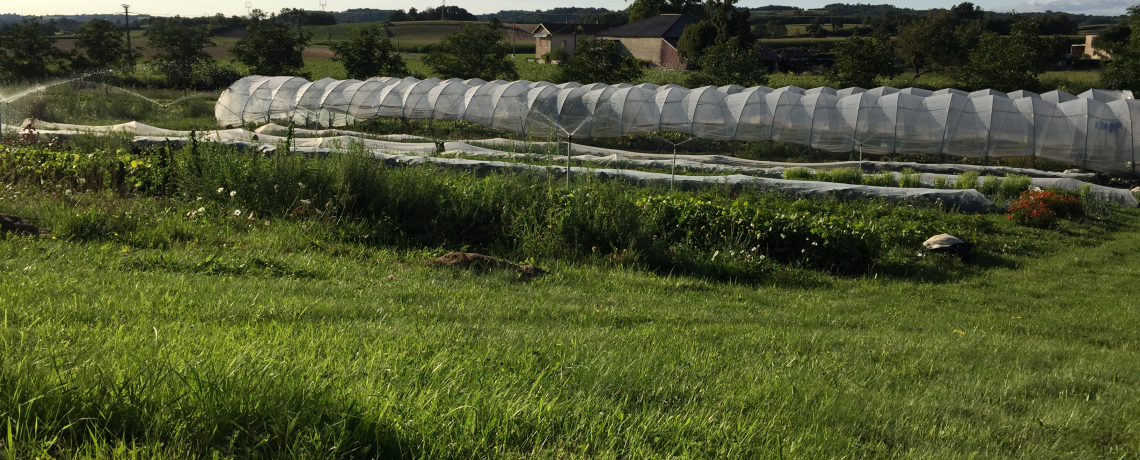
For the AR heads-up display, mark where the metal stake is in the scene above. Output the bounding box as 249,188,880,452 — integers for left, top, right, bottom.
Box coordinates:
566,135,572,189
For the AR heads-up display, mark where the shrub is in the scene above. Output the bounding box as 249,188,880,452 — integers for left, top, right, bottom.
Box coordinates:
978,175,1003,197
861,171,897,187
1006,190,1083,228
782,167,815,181
899,168,921,188
932,175,950,189
999,174,1033,199
817,167,862,184
541,47,570,64
954,171,980,189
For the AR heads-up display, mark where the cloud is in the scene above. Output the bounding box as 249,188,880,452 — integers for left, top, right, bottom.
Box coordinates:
999,0,1131,14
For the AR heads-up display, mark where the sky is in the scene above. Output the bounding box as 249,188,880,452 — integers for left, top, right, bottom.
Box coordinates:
2,0,1133,19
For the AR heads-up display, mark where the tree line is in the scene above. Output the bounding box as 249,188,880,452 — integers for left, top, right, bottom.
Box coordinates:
4,2,1140,93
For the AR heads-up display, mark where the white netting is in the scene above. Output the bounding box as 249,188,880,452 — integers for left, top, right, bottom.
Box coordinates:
215,76,1140,173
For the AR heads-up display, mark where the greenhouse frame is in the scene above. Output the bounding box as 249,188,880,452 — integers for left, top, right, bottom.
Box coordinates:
216,76,1140,174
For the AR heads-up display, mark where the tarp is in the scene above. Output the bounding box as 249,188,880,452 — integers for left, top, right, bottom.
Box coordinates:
214,76,1140,174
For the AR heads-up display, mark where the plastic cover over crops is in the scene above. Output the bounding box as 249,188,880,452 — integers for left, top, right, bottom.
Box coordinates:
216,76,1140,173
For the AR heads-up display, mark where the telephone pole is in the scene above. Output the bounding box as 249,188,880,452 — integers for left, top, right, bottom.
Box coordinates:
122,4,132,63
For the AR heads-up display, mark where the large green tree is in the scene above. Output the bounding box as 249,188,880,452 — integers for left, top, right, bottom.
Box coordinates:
147,16,215,87
685,37,767,87
74,19,126,70
677,0,752,66
423,22,517,81
895,6,985,77
960,18,1057,92
556,38,643,84
626,0,702,23
230,10,311,76
1100,6,1140,91
331,26,407,79
704,0,752,47
832,32,898,88
0,18,69,81
677,21,717,65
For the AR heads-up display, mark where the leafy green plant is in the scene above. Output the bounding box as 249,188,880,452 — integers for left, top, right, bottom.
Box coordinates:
999,174,1033,198
955,171,980,190
933,174,950,189
899,168,922,188
782,167,815,181
817,167,863,184
861,171,898,187
978,175,1003,197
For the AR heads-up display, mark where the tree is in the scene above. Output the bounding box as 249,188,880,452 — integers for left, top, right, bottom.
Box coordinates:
1093,23,1131,58
685,37,767,87
705,0,753,47
677,21,717,65
0,18,69,81
895,9,984,77
831,17,843,31
230,10,311,76
331,26,407,79
423,22,517,80
627,0,702,23
147,17,216,87
556,38,643,84
806,17,827,38
832,32,898,88
1100,6,1140,91
960,18,1056,92
388,10,410,22
74,19,125,70
766,20,787,39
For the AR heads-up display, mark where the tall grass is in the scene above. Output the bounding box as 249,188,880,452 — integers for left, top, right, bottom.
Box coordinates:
1,141,1008,277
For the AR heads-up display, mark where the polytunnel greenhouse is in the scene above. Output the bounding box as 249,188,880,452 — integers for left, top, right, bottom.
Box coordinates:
215,75,1140,174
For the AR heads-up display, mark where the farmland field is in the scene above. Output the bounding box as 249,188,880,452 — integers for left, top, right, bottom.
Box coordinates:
1,136,1139,457
6,23,1140,456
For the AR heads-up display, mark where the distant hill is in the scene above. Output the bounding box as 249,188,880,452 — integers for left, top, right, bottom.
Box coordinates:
481,7,628,25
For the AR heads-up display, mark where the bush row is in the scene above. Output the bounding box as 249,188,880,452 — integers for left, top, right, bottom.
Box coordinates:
1,140,998,277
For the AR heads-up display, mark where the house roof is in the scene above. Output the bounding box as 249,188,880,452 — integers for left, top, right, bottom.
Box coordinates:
595,14,698,39
532,23,614,36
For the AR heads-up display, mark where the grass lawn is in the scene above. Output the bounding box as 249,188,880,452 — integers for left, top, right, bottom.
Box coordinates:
1,139,1139,457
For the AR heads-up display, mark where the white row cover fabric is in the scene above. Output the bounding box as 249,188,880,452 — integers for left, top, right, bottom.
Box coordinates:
216,76,1140,173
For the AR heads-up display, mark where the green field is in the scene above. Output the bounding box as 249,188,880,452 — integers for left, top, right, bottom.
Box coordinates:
1,135,1139,457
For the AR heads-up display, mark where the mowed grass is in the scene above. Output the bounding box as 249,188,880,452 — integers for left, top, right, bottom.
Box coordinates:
1,178,1139,457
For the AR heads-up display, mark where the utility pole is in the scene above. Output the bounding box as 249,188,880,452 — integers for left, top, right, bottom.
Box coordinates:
122,5,132,63
245,2,252,17
319,0,329,41
441,0,446,21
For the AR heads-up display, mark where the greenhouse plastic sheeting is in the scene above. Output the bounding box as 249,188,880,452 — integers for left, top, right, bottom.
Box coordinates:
218,76,1140,173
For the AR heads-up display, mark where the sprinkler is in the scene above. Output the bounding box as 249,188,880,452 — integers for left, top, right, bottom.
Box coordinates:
655,134,694,190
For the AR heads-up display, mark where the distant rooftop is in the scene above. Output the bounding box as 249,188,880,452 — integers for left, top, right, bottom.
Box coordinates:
596,14,698,39
533,23,614,35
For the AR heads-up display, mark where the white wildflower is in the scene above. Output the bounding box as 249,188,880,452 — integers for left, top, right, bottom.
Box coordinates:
229,190,237,197
232,209,242,216
217,187,225,193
